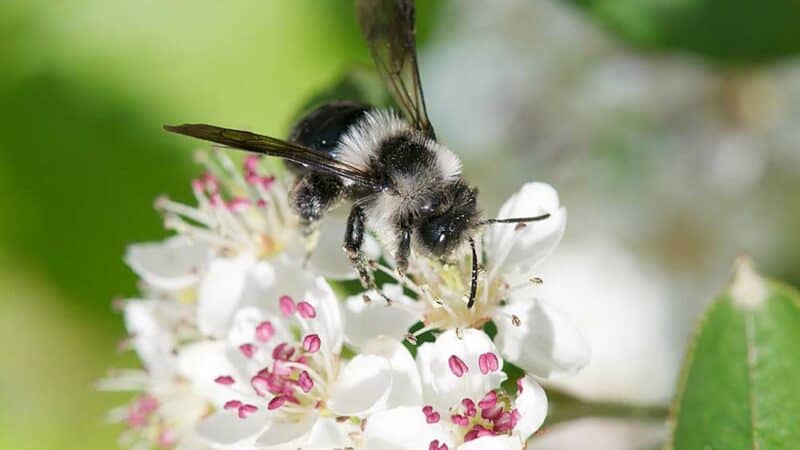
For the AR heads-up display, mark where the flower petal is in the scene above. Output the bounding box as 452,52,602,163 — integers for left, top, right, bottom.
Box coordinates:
226,307,292,348
125,237,211,291
328,355,392,416
195,410,266,446
304,276,344,355
513,376,548,439
416,329,506,412
176,340,243,407
457,435,523,450
364,406,450,450
484,183,566,277
302,214,381,280
362,336,424,408
343,284,421,349
196,255,255,337
255,411,317,447
123,300,178,377
495,297,590,379
300,417,358,450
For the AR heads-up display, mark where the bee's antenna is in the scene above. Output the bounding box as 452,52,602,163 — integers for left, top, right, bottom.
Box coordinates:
479,213,551,226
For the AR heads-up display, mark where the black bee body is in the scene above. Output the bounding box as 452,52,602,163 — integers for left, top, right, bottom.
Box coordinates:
286,101,371,224
286,101,478,282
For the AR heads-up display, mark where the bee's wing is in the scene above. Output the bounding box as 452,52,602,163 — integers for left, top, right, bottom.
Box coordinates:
357,0,436,139
164,124,381,189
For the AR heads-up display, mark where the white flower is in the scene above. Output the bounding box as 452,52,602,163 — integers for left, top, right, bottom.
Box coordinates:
364,329,548,450
348,182,590,379
99,298,211,450
188,277,393,449
342,283,421,350
155,151,372,281
125,236,213,293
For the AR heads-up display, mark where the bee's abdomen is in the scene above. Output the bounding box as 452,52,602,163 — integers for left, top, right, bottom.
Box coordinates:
288,101,371,167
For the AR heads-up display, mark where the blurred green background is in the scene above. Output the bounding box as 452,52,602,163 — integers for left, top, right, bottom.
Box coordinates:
1,1,799,449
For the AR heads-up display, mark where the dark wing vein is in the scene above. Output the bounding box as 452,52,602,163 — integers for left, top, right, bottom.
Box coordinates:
164,124,380,189
357,0,436,139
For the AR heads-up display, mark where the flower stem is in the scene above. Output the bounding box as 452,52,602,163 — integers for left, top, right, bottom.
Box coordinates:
544,389,669,427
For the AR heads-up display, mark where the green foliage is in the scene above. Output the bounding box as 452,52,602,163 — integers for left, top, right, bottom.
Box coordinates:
668,260,800,449
563,0,800,64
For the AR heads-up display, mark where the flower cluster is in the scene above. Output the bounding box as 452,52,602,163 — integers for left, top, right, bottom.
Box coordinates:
100,151,589,450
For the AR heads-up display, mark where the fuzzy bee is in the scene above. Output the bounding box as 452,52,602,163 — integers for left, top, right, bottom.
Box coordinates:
165,0,548,308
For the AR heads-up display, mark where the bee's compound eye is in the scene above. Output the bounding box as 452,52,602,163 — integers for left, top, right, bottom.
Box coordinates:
420,217,451,257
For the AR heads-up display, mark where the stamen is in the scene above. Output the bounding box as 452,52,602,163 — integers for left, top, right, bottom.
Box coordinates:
251,375,270,397
297,301,317,319
461,398,476,417
448,355,468,378
238,343,256,359
155,196,213,226
255,321,275,342
428,440,448,450
298,371,314,393
228,197,252,213
224,400,242,410
302,334,321,353
426,411,440,424
158,429,177,447
478,391,497,409
137,395,158,414
451,414,469,426
463,425,494,442
238,404,258,418
244,155,261,174
214,375,235,386
272,342,296,361
481,402,503,420
267,395,287,410
478,352,499,374
279,295,296,316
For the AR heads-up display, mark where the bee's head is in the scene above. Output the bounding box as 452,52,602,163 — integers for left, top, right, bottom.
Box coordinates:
417,182,480,258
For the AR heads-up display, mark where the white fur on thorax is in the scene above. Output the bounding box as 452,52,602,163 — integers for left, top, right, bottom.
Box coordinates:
338,109,464,250
337,109,462,182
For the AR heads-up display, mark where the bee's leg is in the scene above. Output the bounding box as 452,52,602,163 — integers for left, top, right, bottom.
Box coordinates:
467,237,478,309
344,205,376,291
394,228,412,277
290,173,343,262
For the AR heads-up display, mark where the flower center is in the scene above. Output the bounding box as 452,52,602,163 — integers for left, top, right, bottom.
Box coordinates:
422,351,512,447
157,152,296,259
402,258,502,331
215,295,337,421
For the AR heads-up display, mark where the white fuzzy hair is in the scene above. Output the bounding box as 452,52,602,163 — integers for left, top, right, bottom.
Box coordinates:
337,109,462,181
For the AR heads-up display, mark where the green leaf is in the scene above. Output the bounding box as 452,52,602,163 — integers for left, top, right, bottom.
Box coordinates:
667,258,800,449
562,0,800,64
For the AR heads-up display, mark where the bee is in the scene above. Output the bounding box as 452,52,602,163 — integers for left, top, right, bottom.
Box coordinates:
164,0,548,308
